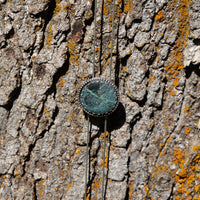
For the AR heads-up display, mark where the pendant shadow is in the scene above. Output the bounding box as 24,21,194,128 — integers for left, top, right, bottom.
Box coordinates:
84,102,126,132
84,102,125,200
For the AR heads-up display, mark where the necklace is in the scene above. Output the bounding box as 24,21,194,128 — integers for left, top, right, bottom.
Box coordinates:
78,0,117,199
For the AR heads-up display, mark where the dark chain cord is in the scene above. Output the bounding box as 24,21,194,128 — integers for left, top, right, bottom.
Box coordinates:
85,0,115,199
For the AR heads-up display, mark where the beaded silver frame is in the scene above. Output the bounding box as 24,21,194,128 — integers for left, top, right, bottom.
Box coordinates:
78,77,119,117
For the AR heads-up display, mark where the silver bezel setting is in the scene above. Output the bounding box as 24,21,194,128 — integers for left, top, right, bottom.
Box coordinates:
78,78,119,117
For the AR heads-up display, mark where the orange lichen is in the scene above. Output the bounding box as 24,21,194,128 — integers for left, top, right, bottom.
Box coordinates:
195,185,200,193
46,25,53,49
172,147,200,199
124,2,132,12
57,77,66,87
177,183,186,194
61,172,64,176
193,146,200,151
144,185,149,195
183,106,190,113
152,165,171,177
173,77,179,87
67,183,72,188
54,4,62,15
185,128,191,135
128,184,134,198
81,74,85,81
75,148,81,154
160,143,164,147
105,155,108,167
86,196,93,200
40,179,45,196
173,148,186,165
166,136,172,143
193,196,200,200
91,179,101,196
67,39,79,65
164,124,168,129
150,124,154,129
95,47,100,52
103,0,111,16
155,10,165,21
165,0,191,98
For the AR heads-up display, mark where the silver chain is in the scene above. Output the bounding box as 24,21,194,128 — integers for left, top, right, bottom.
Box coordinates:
84,0,115,199
109,0,115,81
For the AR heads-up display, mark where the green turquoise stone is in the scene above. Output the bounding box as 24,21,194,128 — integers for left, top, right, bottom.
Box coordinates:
79,78,119,117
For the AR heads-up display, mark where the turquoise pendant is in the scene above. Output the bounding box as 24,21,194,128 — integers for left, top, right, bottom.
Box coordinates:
79,78,119,117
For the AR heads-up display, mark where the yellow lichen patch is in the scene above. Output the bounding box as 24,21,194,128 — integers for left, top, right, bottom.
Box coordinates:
67,39,79,65
44,108,48,114
196,175,200,180
67,183,72,188
152,165,170,177
183,106,190,113
40,179,45,196
165,0,191,97
81,74,85,81
173,148,186,165
144,185,150,196
185,128,191,135
103,0,111,16
95,47,100,52
86,196,93,200
166,136,172,143
173,77,179,87
105,155,108,167
164,124,168,129
91,179,101,196
116,0,122,6
63,3,70,12
14,169,21,178
128,185,134,198
61,172,64,176
193,155,200,164
54,4,62,15
195,184,200,193
160,143,164,147
57,77,66,87
177,183,186,194
124,2,132,12
75,148,81,154
155,10,165,22
193,146,200,151
46,25,53,49
173,149,200,198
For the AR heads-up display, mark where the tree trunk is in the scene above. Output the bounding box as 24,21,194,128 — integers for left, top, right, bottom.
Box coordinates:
0,0,199,199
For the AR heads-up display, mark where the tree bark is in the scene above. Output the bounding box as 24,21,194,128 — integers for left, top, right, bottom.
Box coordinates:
0,0,200,199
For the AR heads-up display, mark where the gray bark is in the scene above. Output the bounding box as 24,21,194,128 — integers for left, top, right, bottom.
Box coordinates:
0,0,200,199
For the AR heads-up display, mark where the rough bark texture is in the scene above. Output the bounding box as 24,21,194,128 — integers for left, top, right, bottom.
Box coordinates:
0,0,200,199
